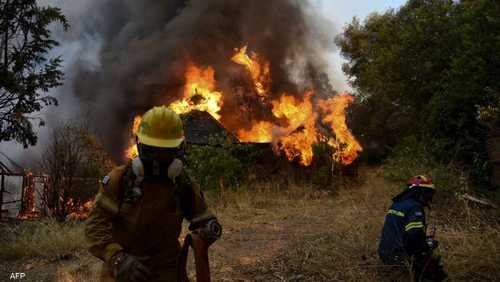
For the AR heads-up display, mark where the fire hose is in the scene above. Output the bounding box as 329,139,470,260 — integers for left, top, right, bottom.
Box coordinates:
177,220,222,282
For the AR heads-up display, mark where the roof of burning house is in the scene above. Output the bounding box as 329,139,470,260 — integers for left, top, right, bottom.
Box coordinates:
181,110,238,145
0,152,24,175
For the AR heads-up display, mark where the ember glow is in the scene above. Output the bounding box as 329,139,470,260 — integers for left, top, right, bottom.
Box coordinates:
66,198,93,221
125,46,362,166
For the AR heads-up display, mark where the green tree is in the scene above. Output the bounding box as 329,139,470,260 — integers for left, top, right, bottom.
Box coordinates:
337,0,456,146
337,0,500,183
0,0,68,147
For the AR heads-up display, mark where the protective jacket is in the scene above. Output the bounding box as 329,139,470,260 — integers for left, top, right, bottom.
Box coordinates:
378,191,429,263
85,158,214,282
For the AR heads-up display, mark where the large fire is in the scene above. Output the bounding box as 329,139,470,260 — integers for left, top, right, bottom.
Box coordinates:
231,45,270,97
125,45,362,166
170,62,223,119
318,95,364,165
272,92,318,166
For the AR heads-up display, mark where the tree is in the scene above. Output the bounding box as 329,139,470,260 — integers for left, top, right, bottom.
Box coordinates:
0,0,68,147
40,122,112,219
337,0,500,183
337,0,456,146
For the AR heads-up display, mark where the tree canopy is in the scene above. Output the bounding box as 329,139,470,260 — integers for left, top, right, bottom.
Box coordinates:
337,0,500,182
0,0,68,147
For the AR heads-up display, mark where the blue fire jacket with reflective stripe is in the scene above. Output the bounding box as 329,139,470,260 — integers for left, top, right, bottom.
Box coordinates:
378,198,427,262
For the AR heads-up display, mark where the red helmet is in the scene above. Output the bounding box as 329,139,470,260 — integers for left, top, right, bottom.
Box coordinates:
407,175,435,190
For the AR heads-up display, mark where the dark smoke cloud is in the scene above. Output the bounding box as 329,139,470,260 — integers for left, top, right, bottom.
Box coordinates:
65,0,337,160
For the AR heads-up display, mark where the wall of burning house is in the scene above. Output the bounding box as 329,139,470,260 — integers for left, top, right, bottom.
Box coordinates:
0,170,94,221
0,174,47,219
1,175,23,218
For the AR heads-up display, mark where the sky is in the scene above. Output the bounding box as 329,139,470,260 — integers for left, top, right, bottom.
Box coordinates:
0,0,408,164
313,0,408,92
316,0,407,25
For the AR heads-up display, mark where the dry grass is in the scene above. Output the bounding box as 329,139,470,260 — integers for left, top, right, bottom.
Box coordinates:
207,167,500,281
0,220,86,260
1,167,499,281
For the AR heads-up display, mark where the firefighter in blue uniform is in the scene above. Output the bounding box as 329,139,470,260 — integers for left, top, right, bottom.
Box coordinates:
378,175,447,281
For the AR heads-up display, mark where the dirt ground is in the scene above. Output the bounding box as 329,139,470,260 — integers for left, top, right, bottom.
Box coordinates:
1,167,499,281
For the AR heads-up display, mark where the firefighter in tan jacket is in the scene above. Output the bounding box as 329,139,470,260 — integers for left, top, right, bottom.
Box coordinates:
85,106,221,282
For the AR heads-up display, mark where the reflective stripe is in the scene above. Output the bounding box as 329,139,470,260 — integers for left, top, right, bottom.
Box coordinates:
405,221,425,232
388,209,405,217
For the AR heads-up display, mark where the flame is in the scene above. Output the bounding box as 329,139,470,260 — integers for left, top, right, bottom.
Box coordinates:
170,63,223,120
66,198,94,220
17,172,94,221
237,121,274,143
231,46,270,97
272,92,318,166
125,115,142,159
122,46,362,166
318,94,363,165
18,172,38,219
237,93,318,165
125,63,224,160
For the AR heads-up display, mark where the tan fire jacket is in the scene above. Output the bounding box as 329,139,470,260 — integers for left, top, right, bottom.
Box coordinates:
84,158,214,282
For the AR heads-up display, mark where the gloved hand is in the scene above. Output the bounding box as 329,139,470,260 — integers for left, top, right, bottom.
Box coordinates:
110,252,153,282
425,237,439,250
193,219,222,245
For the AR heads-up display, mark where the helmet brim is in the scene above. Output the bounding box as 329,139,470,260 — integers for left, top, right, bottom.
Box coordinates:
418,184,436,190
138,134,184,148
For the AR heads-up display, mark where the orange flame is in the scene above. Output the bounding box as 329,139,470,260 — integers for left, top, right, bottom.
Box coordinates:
125,115,142,159
66,198,94,221
122,46,362,166
170,63,223,120
231,46,270,97
237,93,319,165
271,92,318,166
237,121,274,143
318,94,363,165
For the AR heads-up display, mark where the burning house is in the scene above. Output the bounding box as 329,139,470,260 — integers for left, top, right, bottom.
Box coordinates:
123,47,362,167
0,152,48,220
65,1,363,167
181,110,238,145
1,1,368,221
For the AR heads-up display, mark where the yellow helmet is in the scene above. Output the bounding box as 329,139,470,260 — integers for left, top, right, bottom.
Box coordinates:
137,106,184,148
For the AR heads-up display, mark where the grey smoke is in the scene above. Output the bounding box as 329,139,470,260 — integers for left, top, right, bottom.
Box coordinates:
1,0,340,163
73,0,338,159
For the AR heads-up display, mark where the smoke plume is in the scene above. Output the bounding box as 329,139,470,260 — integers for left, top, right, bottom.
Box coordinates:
48,0,338,160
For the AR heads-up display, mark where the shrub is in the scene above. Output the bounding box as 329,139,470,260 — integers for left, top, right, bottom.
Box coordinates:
310,142,335,187
382,136,466,200
186,134,261,190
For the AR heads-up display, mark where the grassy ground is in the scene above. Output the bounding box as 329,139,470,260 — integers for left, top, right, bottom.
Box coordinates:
1,166,499,281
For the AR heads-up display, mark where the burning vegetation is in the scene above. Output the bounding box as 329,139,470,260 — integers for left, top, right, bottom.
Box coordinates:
126,46,362,166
